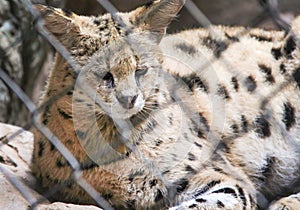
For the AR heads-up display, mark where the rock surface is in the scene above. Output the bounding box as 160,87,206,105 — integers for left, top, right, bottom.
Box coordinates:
35,202,103,210
0,123,102,210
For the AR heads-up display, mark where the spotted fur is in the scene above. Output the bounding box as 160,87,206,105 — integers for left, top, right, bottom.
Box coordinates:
32,1,300,209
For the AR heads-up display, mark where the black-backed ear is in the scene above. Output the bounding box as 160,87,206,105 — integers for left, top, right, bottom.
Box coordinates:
34,4,81,49
129,0,185,42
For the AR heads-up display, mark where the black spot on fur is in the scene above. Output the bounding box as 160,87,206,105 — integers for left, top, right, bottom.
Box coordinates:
197,129,204,138
162,170,170,175
67,90,73,95
213,167,227,175
125,151,131,157
185,165,196,174
74,98,84,103
231,124,239,133
66,139,73,145
292,68,300,89
241,115,249,133
225,33,240,42
153,100,159,108
194,141,202,148
259,64,275,84
189,204,197,208
218,85,230,100
62,72,72,82
93,19,101,26
249,195,255,208
196,198,207,203
271,48,282,60
244,76,257,92
58,108,72,119
42,118,48,125
211,187,237,198
254,115,271,138
144,1,154,8
250,34,272,42
199,112,210,132
155,139,163,147
98,19,109,31
128,171,144,182
175,43,197,55
217,200,225,208
154,87,160,93
176,178,189,193
149,179,157,188
86,103,93,108
42,106,50,125
231,77,239,91
188,152,196,161
56,157,67,167
50,142,55,151
236,185,247,209
203,37,228,58
38,140,45,157
80,159,98,170
284,36,296,58
282,102,296,130
194,180,221,197
168,114,174,125
62,8,72,17
154,189,164,202
181,74,208,92
280,64,286,74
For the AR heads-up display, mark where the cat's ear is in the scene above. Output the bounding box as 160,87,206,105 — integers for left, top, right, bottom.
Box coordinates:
129,0,185,42
34,4,81,49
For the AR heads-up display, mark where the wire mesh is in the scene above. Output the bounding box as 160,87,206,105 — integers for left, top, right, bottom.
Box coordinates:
0,0,299,209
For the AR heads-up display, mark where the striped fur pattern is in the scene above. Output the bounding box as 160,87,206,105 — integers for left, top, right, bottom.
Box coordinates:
32,1,300,209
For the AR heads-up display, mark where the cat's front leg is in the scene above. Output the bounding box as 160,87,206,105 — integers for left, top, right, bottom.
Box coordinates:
169,169,257,210
268,193,300,210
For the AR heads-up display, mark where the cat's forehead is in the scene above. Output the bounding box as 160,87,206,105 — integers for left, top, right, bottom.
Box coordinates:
86,43,139,76
110,55,138,78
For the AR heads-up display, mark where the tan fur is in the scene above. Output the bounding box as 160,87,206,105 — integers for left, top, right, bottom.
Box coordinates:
32,1,300,209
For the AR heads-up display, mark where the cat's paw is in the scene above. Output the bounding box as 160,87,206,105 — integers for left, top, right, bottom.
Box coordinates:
268,193,300,210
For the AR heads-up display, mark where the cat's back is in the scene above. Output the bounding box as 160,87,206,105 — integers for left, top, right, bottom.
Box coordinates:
159,20,300,199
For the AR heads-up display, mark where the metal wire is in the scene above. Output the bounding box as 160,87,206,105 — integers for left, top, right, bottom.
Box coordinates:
0,0,299,209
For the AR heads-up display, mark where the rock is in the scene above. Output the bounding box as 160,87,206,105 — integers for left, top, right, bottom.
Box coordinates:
0,123,103,210
0,123,43,209
36,202,102,210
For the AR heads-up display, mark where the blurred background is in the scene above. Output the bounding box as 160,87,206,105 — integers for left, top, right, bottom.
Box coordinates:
0,0,300,126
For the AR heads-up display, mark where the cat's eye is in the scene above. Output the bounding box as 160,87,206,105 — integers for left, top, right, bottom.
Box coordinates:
135,67,148,77
103,72,115,88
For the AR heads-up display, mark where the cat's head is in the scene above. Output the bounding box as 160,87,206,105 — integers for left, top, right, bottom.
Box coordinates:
35,0,185,119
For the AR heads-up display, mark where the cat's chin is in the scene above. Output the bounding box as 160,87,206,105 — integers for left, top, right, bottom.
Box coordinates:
109,108,143,120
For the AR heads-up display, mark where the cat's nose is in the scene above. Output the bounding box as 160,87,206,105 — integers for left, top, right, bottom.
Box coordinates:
117,94,138,109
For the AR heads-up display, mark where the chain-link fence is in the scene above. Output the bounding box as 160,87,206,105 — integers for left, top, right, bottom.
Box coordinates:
0,0,300,209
